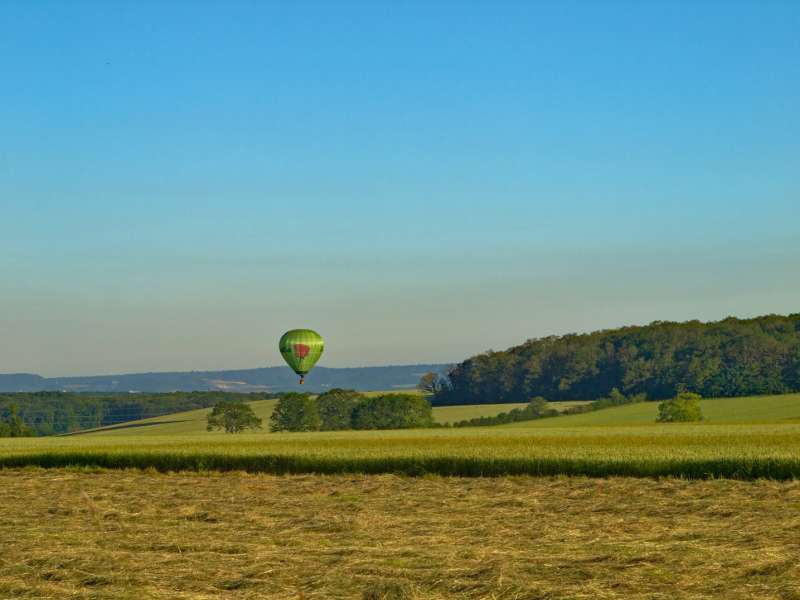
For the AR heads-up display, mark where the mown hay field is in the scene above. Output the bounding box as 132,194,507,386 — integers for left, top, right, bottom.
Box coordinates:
1,469,798,599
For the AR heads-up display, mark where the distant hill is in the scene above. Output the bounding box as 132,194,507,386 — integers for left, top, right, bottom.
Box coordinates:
0,365,448,393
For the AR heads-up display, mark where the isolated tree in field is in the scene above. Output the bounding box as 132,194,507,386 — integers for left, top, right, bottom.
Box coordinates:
270,393,321,432
316,388,362,430
206,401,262,433
527,396,556,418
0,403,34,437
656,392,703,423
417,372,442,395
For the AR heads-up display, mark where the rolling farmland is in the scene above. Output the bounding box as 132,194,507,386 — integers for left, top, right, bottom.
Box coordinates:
69,400,553,436
70,393,798,438
2,394,800,598
2,394,799,479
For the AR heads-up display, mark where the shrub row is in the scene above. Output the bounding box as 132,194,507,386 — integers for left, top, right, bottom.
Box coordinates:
451,389,646,428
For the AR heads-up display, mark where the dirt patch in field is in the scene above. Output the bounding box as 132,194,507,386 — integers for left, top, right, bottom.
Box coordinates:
0,470,798,599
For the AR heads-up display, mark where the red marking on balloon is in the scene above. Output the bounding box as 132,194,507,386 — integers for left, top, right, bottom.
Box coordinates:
293,344,310,359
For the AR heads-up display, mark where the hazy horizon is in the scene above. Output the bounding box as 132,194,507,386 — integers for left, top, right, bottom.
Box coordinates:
5,309,799,379
2,2,798,376
4,361,452,379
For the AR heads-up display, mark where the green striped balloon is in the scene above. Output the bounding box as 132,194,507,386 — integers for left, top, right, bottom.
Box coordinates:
279,329,324,383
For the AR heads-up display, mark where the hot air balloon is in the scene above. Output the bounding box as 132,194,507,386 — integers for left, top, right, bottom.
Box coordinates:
279,329,324,384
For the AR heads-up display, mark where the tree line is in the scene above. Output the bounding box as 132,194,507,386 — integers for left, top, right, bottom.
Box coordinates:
0,391,276,436
0,389,434,437
270,390,434,432
433,314,800,405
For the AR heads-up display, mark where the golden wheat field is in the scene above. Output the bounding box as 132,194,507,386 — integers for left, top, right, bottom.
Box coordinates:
2,421,800,478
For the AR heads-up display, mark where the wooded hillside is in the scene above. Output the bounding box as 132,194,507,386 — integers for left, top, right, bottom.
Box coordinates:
434,314,800,404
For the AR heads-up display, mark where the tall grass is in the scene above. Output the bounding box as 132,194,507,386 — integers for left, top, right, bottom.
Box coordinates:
2,423,799,479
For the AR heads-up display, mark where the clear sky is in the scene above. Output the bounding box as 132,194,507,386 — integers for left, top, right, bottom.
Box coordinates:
1,1,798,376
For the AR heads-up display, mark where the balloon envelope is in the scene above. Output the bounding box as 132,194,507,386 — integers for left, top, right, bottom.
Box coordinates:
279,329,324,378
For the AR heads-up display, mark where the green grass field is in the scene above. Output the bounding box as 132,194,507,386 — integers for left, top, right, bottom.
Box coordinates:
75,392,797,437
513,392,800,427
72,399,591,436
2,394,798,479
74,398,281,436
3,424,799,478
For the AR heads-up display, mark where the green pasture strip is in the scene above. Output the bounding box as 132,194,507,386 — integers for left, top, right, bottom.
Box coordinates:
432,403,527,423
550,400,594,411
513,393,800,428
361,388,422,397
4,423,799,479
72,399,280,436
77,400,540,435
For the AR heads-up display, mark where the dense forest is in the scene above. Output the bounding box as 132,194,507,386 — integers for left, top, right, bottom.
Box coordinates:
0,391,276,436
433,314,800,405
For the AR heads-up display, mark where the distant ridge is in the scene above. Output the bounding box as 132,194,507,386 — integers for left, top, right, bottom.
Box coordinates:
0,365,448,393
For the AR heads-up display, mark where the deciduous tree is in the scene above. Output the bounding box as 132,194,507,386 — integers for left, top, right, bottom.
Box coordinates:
352,394,434,430
656,392,703,423
317,388,362,430
269,393,320,432
206,401,263,433
417,372,441,395
0,403,34,437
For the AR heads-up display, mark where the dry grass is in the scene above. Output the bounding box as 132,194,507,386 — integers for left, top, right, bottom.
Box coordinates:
1,470,799,599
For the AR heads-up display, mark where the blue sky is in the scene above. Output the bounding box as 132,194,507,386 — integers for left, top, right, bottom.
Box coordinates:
1,1,798,376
